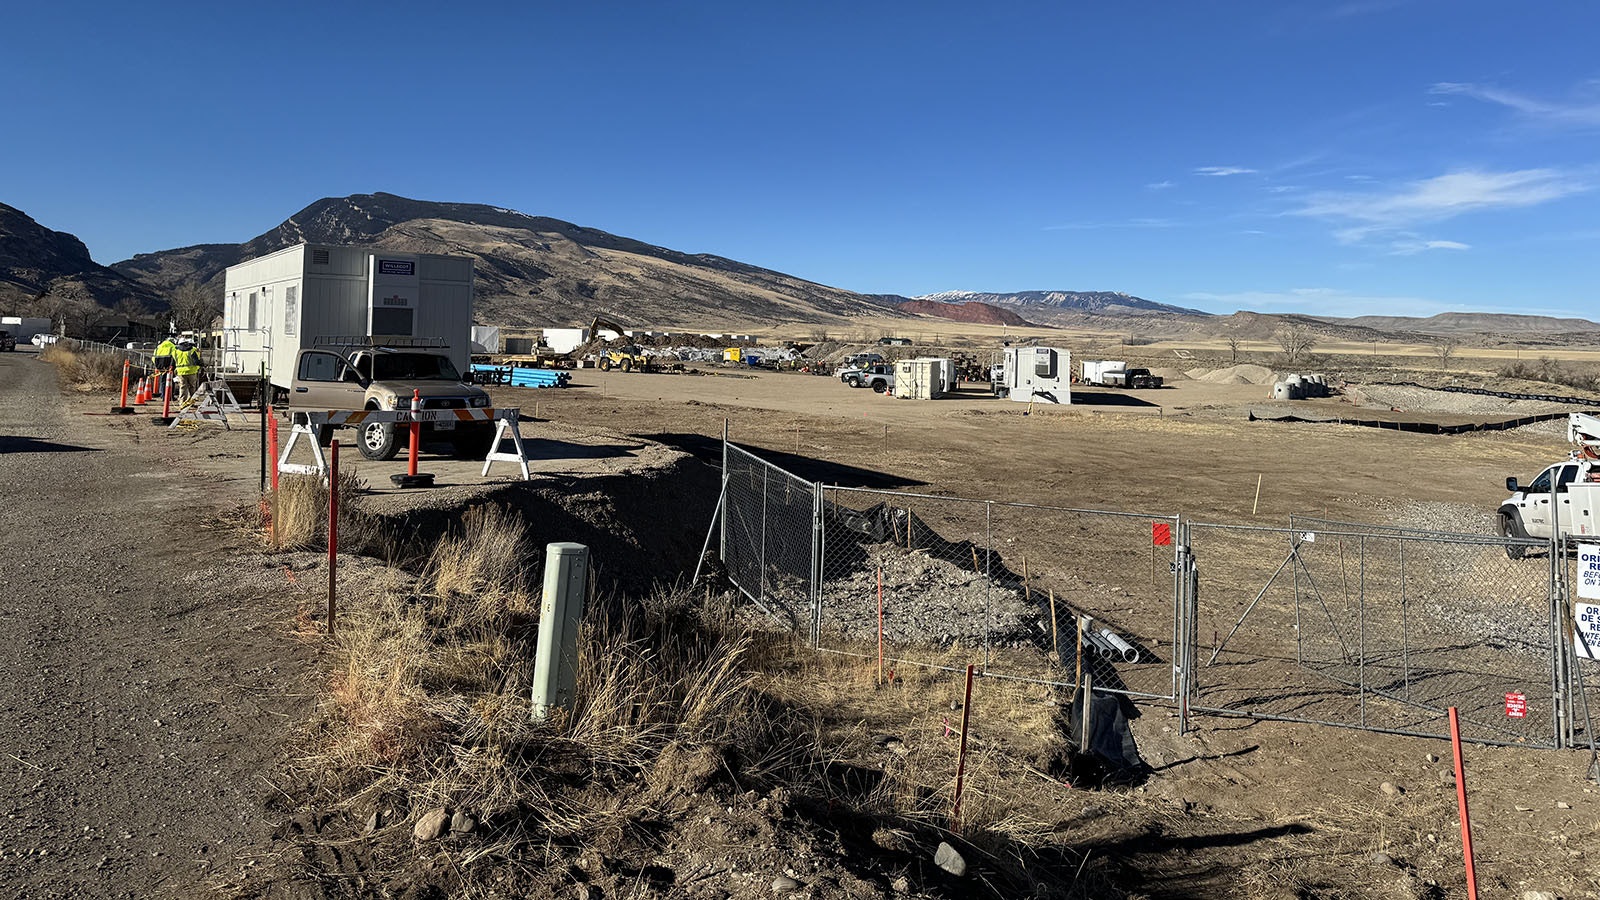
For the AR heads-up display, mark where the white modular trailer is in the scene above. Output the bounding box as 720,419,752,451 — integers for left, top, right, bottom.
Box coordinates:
471,325,501,354
541,328,591,354
1002,346,1071,404
221,244,474,388
893,358,947,400
1081,359,1127,385
0,316,52,341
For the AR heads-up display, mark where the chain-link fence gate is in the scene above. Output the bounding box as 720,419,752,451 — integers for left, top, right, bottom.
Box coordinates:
702,438,1598,751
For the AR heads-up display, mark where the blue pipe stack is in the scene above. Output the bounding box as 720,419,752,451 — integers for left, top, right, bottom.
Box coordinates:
470,364,570,388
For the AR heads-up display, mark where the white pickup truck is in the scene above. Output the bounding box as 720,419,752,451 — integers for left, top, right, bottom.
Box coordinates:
1498,412,1600,555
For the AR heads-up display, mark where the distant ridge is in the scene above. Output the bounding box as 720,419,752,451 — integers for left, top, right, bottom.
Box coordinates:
111,192,902,329
915,289,1210,321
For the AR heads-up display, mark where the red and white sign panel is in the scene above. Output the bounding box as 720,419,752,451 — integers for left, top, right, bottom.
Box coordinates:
1505,691,1528,719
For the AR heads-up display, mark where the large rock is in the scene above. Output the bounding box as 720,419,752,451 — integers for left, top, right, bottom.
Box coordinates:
412,807,450,842
933,842,966,877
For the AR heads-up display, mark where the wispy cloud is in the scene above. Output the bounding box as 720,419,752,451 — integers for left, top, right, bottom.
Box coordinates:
1295,168,1588,242
1146,180,1174,191
1044,218,1178,231
1389,238,1470,256
1180,287,1460,317
1264,185,1299,194
1430,82,1600,128
1194,166,1257,177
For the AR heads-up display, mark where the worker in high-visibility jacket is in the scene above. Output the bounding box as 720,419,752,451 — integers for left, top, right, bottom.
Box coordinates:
171,339,204,404
153,335,178,397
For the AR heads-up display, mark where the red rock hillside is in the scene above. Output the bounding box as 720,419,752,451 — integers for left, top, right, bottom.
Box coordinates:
897,299,1043,327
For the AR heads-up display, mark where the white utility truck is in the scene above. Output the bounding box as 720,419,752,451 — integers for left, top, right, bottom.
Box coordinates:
993,347,1071,404
1498,412,1600,555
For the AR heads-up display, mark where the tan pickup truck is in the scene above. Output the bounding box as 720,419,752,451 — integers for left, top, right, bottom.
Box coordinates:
291,347,494,460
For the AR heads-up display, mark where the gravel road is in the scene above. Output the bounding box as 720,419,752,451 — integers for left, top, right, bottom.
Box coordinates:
0,352,313,898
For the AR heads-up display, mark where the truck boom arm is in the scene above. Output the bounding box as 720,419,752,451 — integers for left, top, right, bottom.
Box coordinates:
1572,412,1600,460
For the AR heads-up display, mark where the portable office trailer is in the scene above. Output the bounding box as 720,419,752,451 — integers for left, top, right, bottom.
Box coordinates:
1002,347,1071,404
221,244,474,389
0,316,52,342
1081,360,1127,386
894,358,946,400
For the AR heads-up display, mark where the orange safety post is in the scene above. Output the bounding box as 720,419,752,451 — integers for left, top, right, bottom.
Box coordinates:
1448,707,1479,900
151,374,174,425
112,360,134,414
390,388,435,488
408,388,421,477
267,410,280,493
328,439,339,637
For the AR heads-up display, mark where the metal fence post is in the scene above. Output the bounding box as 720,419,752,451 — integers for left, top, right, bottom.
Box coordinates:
984,500,992,674
811,481,823,648
1358,535,1367,729
760,465,769,605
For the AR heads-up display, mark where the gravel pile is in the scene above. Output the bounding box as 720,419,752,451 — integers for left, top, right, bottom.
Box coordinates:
818,545,1044,648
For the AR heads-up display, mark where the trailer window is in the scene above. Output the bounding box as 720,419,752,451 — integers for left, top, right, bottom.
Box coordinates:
371,307,414,336
246,292,258,332
283,286,297,336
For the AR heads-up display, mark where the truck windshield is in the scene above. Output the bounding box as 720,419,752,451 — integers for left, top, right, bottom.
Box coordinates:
371,353,461,381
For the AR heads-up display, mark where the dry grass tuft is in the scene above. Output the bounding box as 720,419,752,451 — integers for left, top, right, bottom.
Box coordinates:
41,344,129,391
424,504,534,621
268,469,387,554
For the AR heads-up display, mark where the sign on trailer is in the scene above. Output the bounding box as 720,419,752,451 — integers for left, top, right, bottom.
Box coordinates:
1505,691,1528,719
1578,543,1600,600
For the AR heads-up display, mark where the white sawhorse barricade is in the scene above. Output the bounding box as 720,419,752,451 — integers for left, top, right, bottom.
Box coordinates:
278,407,533,480
168,378,246,429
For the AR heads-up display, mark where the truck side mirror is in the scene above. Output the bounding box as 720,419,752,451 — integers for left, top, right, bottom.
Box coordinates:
1506,477,1519,492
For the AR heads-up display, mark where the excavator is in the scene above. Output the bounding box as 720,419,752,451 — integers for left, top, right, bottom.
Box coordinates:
588,316,653,372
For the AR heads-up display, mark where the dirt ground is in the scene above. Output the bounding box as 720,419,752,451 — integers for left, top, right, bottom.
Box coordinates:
11,345,1600,899
496,363,1600,898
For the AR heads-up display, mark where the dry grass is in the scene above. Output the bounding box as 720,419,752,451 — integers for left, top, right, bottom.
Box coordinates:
40,344,130,391
267,469,388,555
302,501,771,855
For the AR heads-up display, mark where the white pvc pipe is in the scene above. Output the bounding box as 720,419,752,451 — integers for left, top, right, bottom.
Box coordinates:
1098,628,1139,663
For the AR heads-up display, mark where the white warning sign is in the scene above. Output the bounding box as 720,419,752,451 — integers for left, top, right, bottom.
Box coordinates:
1579,543,1600,601
1576,602,1600,660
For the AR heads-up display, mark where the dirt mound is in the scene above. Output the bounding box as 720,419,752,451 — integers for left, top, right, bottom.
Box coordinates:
1150,367,1189,381
1189,364,1278,385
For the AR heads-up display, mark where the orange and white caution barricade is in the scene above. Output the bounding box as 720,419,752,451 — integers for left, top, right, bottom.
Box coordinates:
278,407,531,481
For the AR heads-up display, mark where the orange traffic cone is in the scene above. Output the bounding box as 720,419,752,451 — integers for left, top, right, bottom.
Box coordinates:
134,378,148,405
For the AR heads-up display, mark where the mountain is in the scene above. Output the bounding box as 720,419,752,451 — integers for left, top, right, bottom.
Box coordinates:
915,289,1209,320
1335,312,1600,336
113,193,900,329
0,203,158,310
897,299,1041,327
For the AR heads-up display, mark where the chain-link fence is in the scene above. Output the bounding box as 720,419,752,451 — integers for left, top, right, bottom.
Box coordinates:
1190,518,1562,747
706,439,1598,751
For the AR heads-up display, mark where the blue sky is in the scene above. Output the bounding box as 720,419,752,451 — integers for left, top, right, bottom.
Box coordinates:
3,1,1597,318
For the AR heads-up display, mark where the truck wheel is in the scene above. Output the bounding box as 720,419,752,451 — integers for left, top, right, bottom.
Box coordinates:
358,421,401,461
621,358,633,372
1498,512,1527,560
872,381,887,394
451,425,497,459
598,358,613,372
